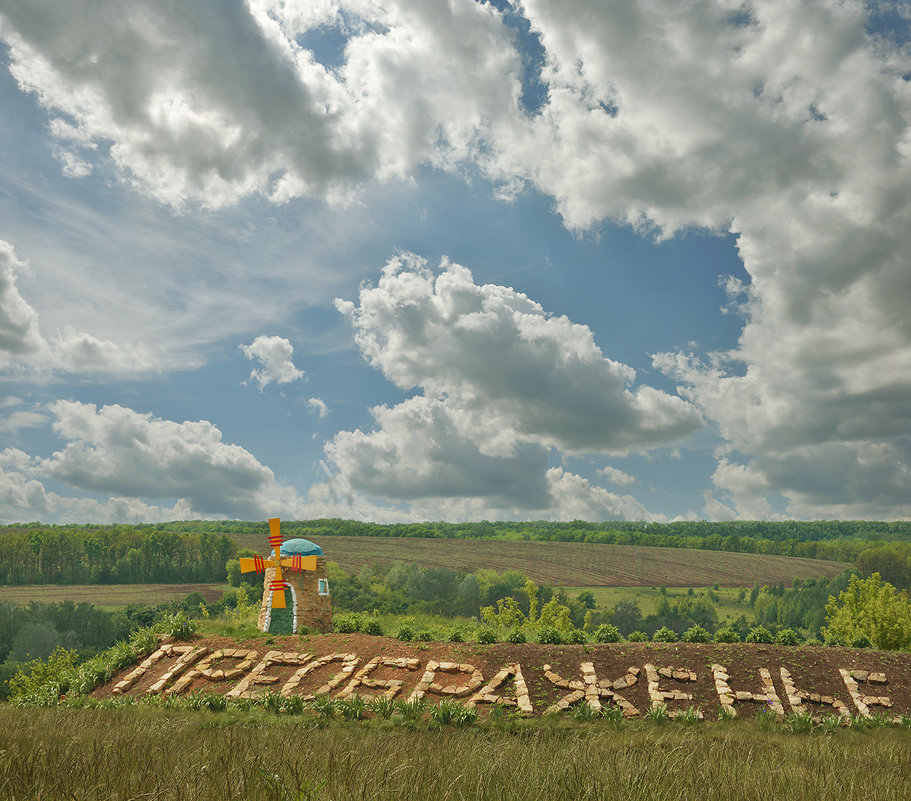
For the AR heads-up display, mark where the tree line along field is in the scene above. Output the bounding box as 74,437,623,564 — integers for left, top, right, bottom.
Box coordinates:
247,535,851,588
4,518,910,588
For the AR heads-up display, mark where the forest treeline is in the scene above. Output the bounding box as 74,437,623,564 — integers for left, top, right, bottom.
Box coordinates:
0,528,234,585
3,518,911,588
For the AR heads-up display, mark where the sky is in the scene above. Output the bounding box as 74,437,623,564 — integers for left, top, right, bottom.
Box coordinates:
0,0,910,525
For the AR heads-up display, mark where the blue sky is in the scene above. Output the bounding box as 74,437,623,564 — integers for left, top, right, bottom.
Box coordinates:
0,0,909,524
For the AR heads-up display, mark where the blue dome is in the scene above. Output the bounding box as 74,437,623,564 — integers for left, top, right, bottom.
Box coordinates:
280,538,323,557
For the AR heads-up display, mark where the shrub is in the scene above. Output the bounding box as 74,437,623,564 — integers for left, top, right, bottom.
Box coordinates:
536,626,563,645
820,713,841,734
626,631,648,642
362,619,383,637
850,633,872,649
646,703,668,723
506,628,526,644
429,698,463,726
571,703,598,722
755,706,779,729
564,629,586,644
337,695,367,721
312,694,336,718
475,627,498,644
159,611,197,641
369,697,395,719
681,625,711,643
284,694,307,715
594,624,622,643
651,626,677,643
259,691,285,714
786,710,814,734
414,630,433,642
774,628,800,646
452,704,479,728
745,625,773,644
128,627,159,655
823,572,911,651
8,647,79,702
186,690,227,712
447,628,464,643
394,697,426,722
335,614,361,634
396,625,415,642
713,627,741,643
677,706,701,725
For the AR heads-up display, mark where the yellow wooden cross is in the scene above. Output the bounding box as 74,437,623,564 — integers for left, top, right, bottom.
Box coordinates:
238,518,317,609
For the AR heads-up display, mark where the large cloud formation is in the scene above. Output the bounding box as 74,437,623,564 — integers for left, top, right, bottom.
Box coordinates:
0,0,521,209
39,401,301,519
2,1,910,519
324,255,701,519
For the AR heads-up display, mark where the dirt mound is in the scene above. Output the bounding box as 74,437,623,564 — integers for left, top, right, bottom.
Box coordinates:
94,633,911,720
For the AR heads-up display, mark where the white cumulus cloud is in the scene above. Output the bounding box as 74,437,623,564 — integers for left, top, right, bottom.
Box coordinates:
0,0,522,209
322,254,698,520
307,397,329,418
241,334,305,390
40,401,303,518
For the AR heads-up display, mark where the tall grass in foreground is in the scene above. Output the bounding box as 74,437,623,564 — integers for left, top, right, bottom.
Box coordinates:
2,707,911,801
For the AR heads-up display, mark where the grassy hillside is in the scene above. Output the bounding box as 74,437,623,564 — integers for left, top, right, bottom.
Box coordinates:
232,534,851,587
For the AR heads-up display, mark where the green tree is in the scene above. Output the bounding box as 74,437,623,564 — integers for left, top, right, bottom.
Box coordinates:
822,573,911,651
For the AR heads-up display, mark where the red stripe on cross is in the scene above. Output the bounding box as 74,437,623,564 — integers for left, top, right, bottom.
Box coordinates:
269,580,287,591
268,533,283,547
291,554,303,572
253,554,264,573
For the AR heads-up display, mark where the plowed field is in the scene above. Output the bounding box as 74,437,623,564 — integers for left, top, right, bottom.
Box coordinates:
0,583,225,607
231,534,849,587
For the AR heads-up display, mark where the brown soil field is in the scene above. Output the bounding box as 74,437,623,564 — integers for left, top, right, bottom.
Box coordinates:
230,534,851,587
95,633,911,721
0,583,225,607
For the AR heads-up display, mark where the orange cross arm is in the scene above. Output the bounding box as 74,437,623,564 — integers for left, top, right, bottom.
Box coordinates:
238,555,277,574
280,554,318,572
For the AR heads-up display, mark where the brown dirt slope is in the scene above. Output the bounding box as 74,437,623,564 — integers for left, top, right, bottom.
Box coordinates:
94,633,911,721
232,535,850,587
